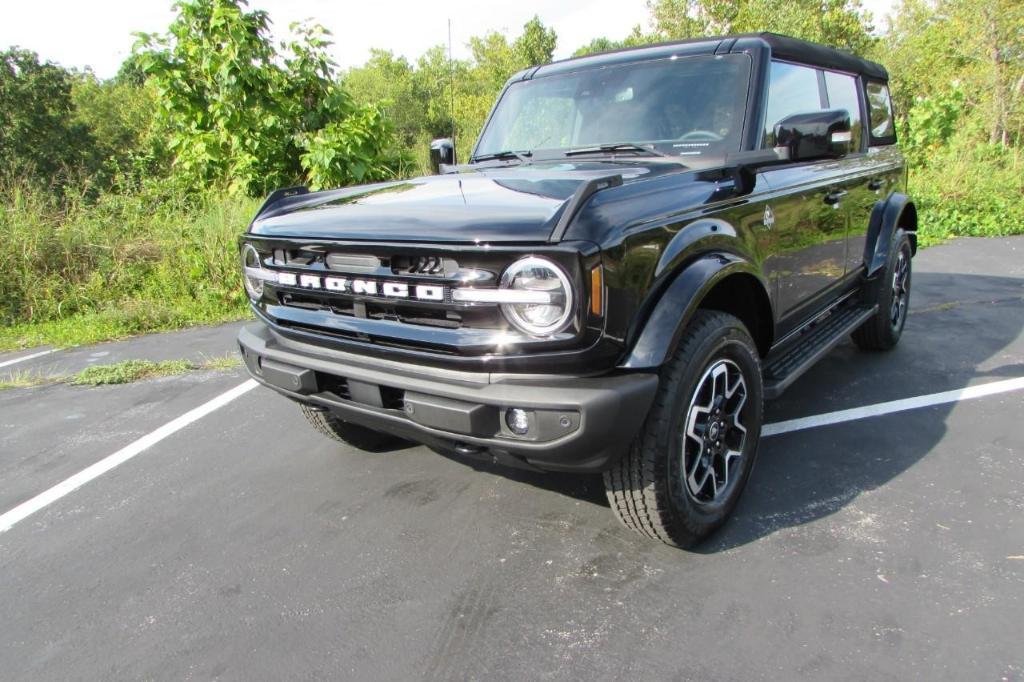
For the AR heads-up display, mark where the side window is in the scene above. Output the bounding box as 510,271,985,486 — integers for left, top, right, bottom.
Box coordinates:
865,81,896,143
762,61,822,148
824,71,864,152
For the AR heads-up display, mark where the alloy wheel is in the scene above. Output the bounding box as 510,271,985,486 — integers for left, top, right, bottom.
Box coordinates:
682,359,749,504
890,249,910,328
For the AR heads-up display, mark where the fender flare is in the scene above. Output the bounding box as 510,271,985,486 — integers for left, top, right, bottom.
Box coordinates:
864,193,917,277
619,253,771,370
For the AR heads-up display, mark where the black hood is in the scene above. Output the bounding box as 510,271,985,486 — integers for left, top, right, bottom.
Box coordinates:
248,162,682,243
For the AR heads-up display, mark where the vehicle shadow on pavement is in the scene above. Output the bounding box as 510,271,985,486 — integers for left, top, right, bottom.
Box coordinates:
702,270,1024,552
431,448,610,507
426,271,1023,551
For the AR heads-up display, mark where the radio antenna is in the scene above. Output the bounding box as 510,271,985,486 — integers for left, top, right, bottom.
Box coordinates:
448,18,456,152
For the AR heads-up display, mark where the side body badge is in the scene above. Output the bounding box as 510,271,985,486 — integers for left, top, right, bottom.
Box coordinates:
763,205,775,230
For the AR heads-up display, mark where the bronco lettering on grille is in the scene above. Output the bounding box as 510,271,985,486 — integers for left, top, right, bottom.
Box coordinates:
277,272,445,301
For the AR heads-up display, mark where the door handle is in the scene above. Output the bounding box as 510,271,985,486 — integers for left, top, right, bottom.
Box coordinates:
824,189,848,205
868,179,884,191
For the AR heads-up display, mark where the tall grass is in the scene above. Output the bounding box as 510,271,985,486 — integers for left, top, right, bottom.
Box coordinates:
0,179,259,350
910,143,1024,247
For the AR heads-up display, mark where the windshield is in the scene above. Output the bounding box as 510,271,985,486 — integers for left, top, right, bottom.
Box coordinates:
474,53,751,164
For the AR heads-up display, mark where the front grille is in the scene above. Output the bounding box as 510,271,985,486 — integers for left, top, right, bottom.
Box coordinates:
280,320,461,355
391,254,455,276
273,248,462,280
277,290,506,330
266,245,507,332
246,237,588,356
326,253,381,272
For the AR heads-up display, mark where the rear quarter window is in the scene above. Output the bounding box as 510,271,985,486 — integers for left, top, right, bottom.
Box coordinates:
866,81,896,145
824,71,864,152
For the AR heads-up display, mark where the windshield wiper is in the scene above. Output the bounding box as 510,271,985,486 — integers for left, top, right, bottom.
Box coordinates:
563,143,668,158
471,150,533,164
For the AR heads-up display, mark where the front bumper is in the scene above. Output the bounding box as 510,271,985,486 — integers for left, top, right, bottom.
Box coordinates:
238,322,658,473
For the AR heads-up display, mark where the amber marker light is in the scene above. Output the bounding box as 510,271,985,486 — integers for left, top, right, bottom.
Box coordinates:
590,265,604,316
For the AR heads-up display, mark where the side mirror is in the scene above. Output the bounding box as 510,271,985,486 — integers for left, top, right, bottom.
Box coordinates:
774,109,852,162
429,138,456,174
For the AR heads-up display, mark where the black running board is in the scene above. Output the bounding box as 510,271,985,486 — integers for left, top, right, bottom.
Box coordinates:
763,304,877,399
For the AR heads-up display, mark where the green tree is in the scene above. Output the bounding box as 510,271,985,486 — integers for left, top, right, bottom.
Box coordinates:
344,17,560,170
135,0,403,195
114,53,149,87
469,31,522,90
878,0,1023,148
71,72,157,184
647,0,876,54
469,16,558,89
515,16,558,67
413,45,477,147
0,48,92,187
572,37,627,58
872,0,1023,242
344,50,420,147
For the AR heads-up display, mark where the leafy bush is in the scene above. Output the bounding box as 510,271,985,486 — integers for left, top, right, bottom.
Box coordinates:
902,87,967,169
912,141,1024,246
299,107,409,190
134,0,405,195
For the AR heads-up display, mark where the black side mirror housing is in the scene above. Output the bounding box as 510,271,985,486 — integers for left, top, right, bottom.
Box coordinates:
774,109,853,162
429,138,456,174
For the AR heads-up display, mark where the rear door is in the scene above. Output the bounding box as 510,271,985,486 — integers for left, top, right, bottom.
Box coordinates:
844,80,904,274
759,61,851,329
820,70,874,277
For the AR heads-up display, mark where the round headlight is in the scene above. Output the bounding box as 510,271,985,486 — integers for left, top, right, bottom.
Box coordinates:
499,257,573,336
241,244,264,301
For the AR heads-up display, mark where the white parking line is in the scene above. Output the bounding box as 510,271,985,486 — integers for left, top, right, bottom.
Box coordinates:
0,349,54,369
0,379,258,534
763,376,1024,436
3,374,1023,535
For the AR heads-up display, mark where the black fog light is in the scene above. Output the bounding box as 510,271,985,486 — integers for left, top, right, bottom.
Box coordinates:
505,408,530,435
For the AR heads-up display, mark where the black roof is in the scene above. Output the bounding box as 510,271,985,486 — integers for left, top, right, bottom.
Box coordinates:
533,32,888,81
751,33,887,79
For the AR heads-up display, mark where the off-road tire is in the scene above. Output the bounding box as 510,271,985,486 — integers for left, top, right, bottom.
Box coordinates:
300,404,403,451
853,228,912,351
604,310,764,548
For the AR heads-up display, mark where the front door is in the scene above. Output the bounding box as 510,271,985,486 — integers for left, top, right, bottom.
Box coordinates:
761,162,851,323
757,61,851,331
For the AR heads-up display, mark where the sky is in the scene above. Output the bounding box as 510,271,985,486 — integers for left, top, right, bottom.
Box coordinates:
0,0,898,79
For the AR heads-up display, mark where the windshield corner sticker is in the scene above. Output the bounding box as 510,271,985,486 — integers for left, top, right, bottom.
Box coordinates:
763,205,775,230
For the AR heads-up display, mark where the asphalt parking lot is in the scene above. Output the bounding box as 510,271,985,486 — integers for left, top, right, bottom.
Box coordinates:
1,237,1022,681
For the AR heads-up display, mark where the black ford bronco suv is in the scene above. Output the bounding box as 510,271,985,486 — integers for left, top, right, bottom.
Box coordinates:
237,33,915,547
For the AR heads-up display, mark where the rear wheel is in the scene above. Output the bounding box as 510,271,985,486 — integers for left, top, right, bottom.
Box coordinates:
604,310,763,548
853,229,912,351
300,404,404,452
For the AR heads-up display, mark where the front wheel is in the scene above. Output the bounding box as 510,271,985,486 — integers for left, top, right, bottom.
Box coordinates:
604,310,763,548
300,404,405,452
